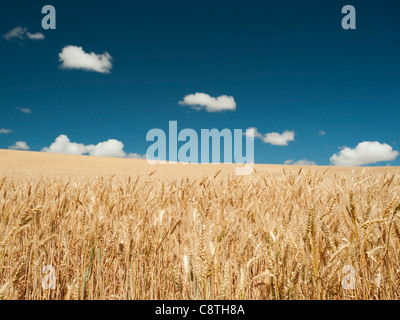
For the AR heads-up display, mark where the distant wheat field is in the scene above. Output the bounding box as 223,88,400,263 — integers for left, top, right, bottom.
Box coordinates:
0,149,400,300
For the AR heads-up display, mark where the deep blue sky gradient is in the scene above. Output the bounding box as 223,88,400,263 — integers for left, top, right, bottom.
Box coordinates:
1,0,399,165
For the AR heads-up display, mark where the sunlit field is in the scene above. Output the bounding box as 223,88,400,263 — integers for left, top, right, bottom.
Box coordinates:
0,150,399,300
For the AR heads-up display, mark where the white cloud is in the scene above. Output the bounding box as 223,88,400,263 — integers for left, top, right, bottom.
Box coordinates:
41,135,141,158
246,127,295,146
9,141,30,150
284,159,317,166
26,32,45,40
42,135,88,155
2,26,44,41
86,139,126,157
318,130,326,136
128,153,146,159
0,128,12,134
330,141,399,166
264,131,295,146
179,93,236,112
59,45,113,74
244,127,264,139
16,106,32,114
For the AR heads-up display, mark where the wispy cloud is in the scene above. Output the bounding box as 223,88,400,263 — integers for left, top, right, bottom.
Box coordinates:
42,135,143,159
179,93,236,112
284,159,317,166
330,141,399,166
318,130,326,136
245,127,295,146
9,141,30,150
0,128,12,134
2,26,25,41
58,46,113,74
16,106,32,114
2,26,44,41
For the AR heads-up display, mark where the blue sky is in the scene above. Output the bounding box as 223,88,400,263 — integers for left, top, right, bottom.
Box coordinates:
1,0,400,166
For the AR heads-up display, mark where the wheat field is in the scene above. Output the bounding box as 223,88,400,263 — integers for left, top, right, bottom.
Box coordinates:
0,150,400,300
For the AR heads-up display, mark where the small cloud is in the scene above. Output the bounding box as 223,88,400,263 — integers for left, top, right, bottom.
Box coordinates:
59,45,113,74
179,93,236,112
9,141,30,150
318,130,326,136
244,127,264,139
330,141,399,166
0,128,12,134
16,106,32,114
247,128,295,146
2,26,44,41
2,26,26,41
42,135,137,158
86,139,126,157
264,131,295,146
128,153,146,159
284,159,317,166
26,32,45,40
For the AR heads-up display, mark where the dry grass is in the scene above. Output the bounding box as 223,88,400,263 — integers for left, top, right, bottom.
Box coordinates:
1,160,400,300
